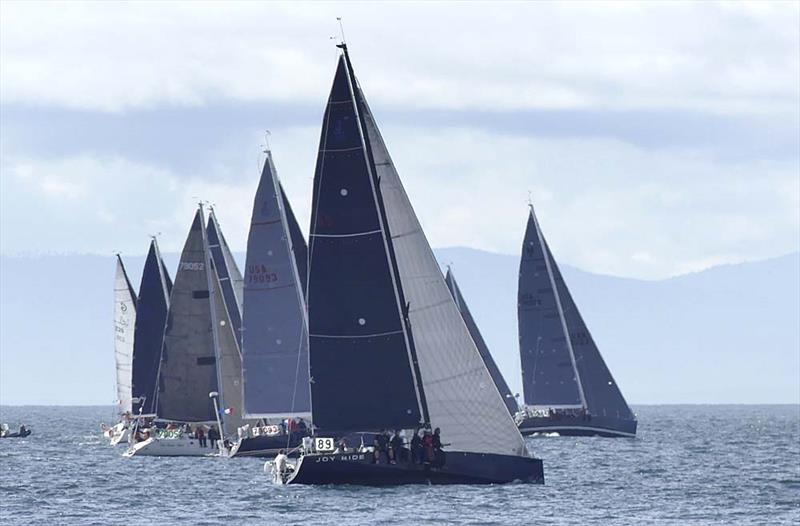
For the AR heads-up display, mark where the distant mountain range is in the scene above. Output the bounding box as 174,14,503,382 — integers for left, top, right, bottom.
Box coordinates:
1,249,797,405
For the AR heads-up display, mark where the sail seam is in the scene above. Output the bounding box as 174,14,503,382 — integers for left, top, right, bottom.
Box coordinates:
310,229,382,238
310,329,404,339
320,146,363,153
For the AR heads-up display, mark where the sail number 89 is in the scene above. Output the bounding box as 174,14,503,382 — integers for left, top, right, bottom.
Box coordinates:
314,437,335,452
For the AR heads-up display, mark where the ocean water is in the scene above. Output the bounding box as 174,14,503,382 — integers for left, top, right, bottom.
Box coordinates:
0,405,797,525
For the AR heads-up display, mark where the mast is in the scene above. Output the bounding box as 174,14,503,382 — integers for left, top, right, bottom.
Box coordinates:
529,206,587,409
339,43,429,425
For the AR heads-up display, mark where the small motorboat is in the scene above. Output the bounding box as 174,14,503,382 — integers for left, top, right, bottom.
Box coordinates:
0,424,31,438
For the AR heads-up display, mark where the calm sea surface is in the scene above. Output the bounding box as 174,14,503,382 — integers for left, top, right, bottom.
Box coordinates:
0,405,797,525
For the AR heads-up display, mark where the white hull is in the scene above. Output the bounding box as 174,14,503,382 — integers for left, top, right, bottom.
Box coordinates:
123,436,222,457
102,422,130,446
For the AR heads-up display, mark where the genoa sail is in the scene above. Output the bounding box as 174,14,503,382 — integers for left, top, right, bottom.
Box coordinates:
280,183,308,296
306,54,423,432
156,208,219,422
444,268,518,416
114,255,138,415
545,240,634,421
207,210,244,347
359,77,526,457
241,152,311,420
518,209,585,409
131,239,171,415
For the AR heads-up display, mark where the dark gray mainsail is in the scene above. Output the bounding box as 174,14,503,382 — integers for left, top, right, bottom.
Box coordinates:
518,208,585,409
131,239,171,415
518,207,633,420
113,255,138,415
241,151,311,419
207,210,244,347
156,208,218,422
444,268,518,416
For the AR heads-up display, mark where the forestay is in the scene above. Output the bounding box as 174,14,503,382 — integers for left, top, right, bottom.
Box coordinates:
445,269,518,417
131,240,171,415
114,255,138,415
242,152,311,420
359,85,526,457
156,209,219,422
306,55,422,432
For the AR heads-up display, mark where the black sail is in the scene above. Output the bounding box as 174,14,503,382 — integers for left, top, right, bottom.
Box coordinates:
445,269,518,416
518,209,585,408
547,244,635,420
131,240,171,415
307,53,422,432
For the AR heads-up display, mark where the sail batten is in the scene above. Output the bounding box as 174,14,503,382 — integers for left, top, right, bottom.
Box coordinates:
241,152,311,420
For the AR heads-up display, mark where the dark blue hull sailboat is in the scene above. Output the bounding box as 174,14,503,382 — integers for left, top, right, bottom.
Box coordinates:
282,42,542,486
516,206,637,438
287,452,544,486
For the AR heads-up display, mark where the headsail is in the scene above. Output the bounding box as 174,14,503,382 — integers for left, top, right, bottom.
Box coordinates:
545,236,634,420
156,208,218,422
242,152,311,420
113,255,137,415
131,239,171,415
358,69,526,456
280,183,308,296
444,268,518,416
307,53,423,432
518,209,585,409
207,210,244,346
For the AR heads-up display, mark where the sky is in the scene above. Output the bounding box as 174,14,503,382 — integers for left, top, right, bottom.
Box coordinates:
1,1,798,280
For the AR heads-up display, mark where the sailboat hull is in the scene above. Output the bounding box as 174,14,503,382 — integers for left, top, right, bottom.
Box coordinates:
518,415,637,438
123,436,221,457
285,451,544,486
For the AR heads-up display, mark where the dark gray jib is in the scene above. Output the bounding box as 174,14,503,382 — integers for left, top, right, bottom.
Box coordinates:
445,269,518,416
206,212,243,348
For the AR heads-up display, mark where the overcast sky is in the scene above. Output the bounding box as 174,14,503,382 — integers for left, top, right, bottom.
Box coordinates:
1,1,798,279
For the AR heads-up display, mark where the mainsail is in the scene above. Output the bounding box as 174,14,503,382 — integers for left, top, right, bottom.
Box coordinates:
156,208,219,422
444,268,518,416
518,207,633,419
113,255,137,415
307,46,526,457
131,239,171,415
242,152,311,419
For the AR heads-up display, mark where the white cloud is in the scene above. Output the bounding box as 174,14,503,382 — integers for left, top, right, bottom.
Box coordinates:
1,1,797,115
4,122,795,279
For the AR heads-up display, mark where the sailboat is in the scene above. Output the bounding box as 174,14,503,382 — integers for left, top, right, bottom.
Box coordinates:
125,206,243,457
444,268,518,416
515,206,637,437
279,44,543,485
230,150,312,458
102,255,138,445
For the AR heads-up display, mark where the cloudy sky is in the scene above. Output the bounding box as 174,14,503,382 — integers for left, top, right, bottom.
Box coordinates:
1,1,798,279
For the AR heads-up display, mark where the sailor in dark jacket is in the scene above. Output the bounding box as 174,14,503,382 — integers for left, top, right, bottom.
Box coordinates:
410,429,423,464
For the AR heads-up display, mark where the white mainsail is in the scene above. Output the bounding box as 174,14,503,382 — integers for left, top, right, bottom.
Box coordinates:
113,255,137,415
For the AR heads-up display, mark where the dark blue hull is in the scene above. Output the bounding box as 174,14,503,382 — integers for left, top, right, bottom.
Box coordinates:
518,415,637,437
286,451,544,486
229,432,304,458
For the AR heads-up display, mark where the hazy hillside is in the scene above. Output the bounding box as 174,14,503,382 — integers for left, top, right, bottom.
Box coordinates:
1,249,797,405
